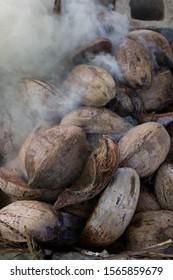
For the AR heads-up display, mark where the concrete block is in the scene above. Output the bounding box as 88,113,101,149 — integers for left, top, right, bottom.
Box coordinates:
115,0,173,30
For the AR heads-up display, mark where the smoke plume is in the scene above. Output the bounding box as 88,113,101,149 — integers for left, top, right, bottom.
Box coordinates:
0,0,129,158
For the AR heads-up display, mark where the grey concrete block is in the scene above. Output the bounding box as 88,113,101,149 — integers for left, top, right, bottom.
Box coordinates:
115,0,173,30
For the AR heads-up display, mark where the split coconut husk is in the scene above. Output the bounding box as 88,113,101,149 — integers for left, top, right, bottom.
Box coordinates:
54,135,119,209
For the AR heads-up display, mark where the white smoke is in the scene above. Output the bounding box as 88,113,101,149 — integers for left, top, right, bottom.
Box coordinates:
0,0,105,81
88,52,124,81
0,0,129,80
0,0,129,160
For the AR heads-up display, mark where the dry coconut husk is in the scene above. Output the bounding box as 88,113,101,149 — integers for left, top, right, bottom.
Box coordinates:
136,186,161,213
18,125,89,190
60,106,133,140
137,69,173,112
0,200,62,243
0,110,16,164
113,37,152,89
65,64,116,107
79,167,140,248
155,162,173,210
126,210,173,251
0,163,63,202
17,78,61,119
71,38,112,65
106,85,143,118
128,29,173,72
19,121,54,179
118,122,170,178
54,135,119,209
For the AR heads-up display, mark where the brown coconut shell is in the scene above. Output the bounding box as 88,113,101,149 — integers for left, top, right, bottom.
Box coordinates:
19,125,89,190
128,29,173,71
113,37,152,89
126,210,173,251
0,111,15,164
0,161,63,202
65,64,116,107
118,122,170,178
106,85,143,118
72,38,112,65
155,162,173,210
137,70,173,112
136,186,161,213
165,122,173,163
53,211,86,246
61,195,100,219
60,107,133,140
79,167,140,248
17,78,64,120
0,200,63,243
19,121,54,180
54,135,119,209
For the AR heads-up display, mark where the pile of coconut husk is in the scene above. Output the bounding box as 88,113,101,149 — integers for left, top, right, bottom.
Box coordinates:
1,0,173,260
